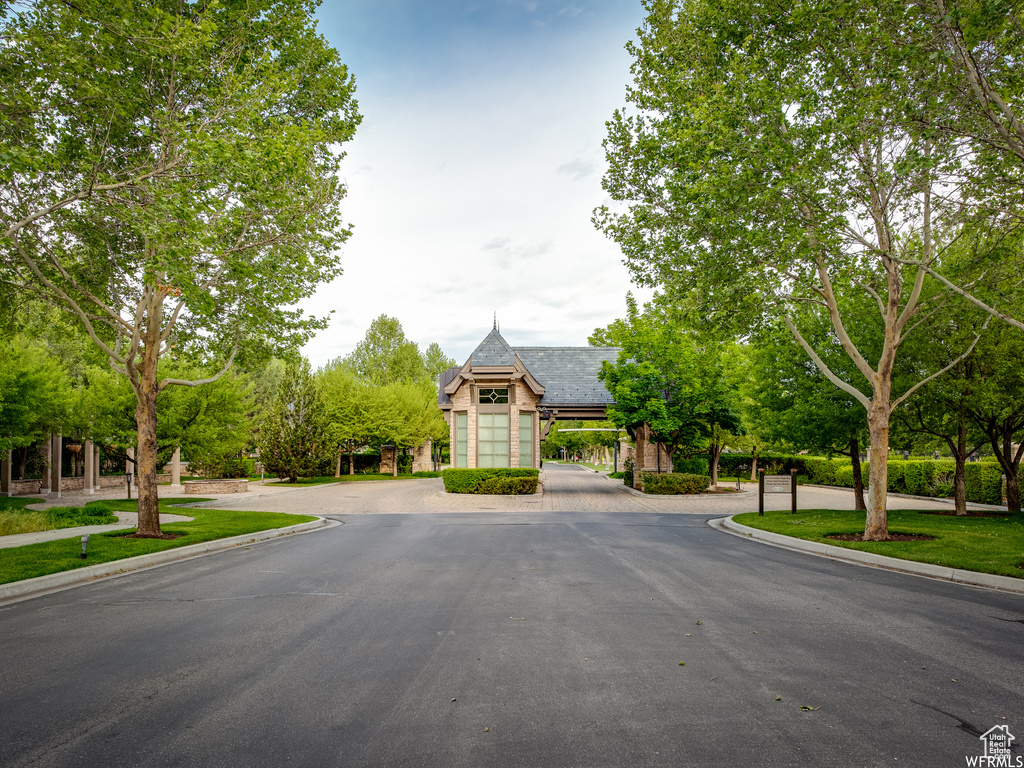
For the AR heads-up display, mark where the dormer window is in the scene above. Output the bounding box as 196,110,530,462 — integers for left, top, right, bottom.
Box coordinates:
478,387,509,404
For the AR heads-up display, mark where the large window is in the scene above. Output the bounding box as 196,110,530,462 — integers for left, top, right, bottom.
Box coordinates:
477,412,509,468
518,413,533,468
456,413,468,468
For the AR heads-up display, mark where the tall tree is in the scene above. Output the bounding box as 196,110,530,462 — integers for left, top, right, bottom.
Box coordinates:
319,359,371,476
347,315,427,385
592,294,740,482
0,1,359,535
596,0,988,539
258,359,328,484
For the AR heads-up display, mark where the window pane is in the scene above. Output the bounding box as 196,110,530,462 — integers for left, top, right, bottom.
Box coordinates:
519,413,532,468
477,412,509,468
456,413,467,468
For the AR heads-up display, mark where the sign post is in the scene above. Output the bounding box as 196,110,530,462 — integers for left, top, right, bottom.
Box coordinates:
759,468,798,514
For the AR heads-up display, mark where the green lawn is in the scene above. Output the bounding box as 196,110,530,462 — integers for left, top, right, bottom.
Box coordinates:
0,497,316,585
734,508,1024,579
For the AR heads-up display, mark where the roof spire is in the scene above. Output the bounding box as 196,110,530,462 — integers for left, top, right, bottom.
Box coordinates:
493,312,498,331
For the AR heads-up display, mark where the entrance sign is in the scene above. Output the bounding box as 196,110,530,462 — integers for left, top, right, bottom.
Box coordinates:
764,475,792,493
758,469,798,515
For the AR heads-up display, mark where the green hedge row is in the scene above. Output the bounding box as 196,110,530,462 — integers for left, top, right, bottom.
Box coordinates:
641,472,712,495
442,468,539,494
713,453,1017,504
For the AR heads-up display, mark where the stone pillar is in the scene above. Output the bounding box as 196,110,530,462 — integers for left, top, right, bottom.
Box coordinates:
49,432,62,499
379,446,397,475
92,443,101,489
83,439,95,494
170,447,182,487
1,450,11,497
39,437,51,495
412,440,432,474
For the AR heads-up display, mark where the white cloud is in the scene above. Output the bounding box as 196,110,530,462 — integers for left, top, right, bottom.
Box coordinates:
557,158,596,180
301,9,652,368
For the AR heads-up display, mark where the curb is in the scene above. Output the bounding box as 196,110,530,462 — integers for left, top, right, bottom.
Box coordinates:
709,516,1024,595
0,517,334,604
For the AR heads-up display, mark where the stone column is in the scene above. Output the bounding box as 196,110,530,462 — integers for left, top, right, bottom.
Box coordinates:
170,447,182,488
1,450,11,497
49,432,62,499
92,443,101,490
83,439,95,494
39,436,51,495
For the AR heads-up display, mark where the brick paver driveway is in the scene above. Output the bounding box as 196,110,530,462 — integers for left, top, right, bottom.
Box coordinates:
221,462,958,516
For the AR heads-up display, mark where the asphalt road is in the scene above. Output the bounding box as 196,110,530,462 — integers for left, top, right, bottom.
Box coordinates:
1,465,1021,767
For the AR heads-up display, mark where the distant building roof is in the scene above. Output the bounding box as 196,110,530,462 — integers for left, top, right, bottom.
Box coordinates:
441,328,620,409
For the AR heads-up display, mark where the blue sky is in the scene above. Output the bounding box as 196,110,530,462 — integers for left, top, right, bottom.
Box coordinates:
302,0,651,366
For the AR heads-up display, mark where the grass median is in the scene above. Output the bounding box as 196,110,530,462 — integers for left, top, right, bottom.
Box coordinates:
733,508,1024,579
0,497,317,585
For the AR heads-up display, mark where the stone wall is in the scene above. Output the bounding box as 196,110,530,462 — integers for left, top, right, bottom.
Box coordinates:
183,479,248,494
7,473,170,496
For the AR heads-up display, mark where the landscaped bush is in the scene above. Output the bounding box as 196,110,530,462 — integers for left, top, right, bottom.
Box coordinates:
623,457,634,488
965,462,1004,505
441,468,539,494
674,456,710,475
608,471,625,479
801,456,839,486
411,470,442,478
641,472,712,495
475,476,538,494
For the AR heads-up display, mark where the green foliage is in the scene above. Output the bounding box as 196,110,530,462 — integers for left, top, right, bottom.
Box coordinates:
258,359,329,483
641,473,712,495
965,463,1005,505
441,468,539,494
593,294,740,458
674,456,709,476
0,337,72,453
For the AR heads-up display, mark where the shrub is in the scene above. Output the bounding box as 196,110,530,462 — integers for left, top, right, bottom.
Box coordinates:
641,472,712,495
674,456,710,475
802,456,838,486
475,476,538,494
411,470,442,478
442,468,539,494
608,471,625,479
623,457,634,488
965,463,1003,505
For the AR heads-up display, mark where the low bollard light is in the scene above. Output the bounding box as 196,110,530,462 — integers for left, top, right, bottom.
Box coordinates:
80,534,90,560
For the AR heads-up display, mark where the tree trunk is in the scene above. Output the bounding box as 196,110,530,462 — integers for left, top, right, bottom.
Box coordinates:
133,375,162,537
348,450,354,476
710,443,721,489
749,452,759,482
952,421,968,516
864,400,891,541
989,429,1023,512
850,437,866,511
335,453,341,478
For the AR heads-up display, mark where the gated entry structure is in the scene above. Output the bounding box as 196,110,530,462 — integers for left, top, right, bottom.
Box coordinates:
436,325,673,479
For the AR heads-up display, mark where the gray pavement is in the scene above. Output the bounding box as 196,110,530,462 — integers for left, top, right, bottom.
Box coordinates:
1,463,1021,767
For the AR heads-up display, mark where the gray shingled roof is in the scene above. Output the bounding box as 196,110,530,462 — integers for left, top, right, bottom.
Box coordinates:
470,328,516,366
516,347,620,406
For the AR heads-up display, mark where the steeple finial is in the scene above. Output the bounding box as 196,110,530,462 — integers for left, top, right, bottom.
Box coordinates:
493,312,498,331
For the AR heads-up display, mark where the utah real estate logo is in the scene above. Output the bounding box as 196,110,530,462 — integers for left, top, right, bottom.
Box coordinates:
966,725,1020,767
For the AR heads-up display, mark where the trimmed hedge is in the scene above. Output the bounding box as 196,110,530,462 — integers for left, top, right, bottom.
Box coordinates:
715,453,1017,504
673,456,710,475
641,472,712,495
442,468,539,494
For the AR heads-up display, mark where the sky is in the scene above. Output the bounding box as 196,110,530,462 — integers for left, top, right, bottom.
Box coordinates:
301,0,653,368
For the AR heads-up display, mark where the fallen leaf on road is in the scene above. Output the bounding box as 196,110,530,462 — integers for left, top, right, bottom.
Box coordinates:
775,697,782,701
799,706,820,711
678,662,685,666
